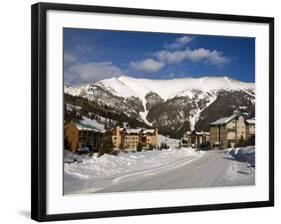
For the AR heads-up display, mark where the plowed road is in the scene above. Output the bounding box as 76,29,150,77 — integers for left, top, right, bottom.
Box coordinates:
93,150,255,193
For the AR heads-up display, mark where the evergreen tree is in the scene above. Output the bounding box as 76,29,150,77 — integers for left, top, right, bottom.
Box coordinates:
98,132,114,156
137,143,143,152
237,135,246,147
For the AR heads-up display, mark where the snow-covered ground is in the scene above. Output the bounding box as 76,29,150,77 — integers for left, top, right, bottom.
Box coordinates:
225,146,255,168
64,134,255,194
64,147,203,181
64,134,206,194
64,147,254,194
158,134,180,148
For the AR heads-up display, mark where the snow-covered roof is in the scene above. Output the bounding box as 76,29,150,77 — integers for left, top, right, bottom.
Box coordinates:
120,128,156,135
194,131,210,135
123,128,142,134
246,118,255,124
186,130,210,136
210,114,237,126
141,129,156,134
73,121,98,132
73,117,106,133
66,103,81,110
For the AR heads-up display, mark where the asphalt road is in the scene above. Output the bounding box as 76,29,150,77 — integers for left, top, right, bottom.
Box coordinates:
94,150,255,193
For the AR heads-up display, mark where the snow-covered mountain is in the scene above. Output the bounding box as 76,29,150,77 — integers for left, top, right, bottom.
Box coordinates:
100,75,253,98
66,75,254,100
65,75,255,138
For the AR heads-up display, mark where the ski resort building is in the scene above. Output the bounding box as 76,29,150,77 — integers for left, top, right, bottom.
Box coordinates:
181,130,210,148
111,127,158,149
64,120,104,153
209,112,255,149
121,128,141,149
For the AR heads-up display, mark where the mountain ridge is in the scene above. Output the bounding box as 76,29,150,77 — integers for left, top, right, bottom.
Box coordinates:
64,75,255,138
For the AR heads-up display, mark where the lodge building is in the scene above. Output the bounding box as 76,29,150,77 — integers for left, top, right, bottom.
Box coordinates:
181,130,210,148
209,112,255,149
112,127,158,149
64,120,104,153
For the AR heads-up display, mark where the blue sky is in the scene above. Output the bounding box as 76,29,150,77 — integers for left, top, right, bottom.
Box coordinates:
64,28,255,85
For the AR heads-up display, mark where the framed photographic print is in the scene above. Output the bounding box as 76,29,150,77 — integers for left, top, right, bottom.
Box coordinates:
31,2,274,222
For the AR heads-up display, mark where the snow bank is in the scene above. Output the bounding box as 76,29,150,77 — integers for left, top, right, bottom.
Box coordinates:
225,146,255,168
158,134,180,148
64,147,203,180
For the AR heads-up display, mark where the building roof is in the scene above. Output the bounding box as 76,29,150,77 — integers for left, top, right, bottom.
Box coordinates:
73,121,98,132
196,131,210,135
122,128,142,134
210,114,237,126
72,117,106,133
210,112,255,127
187,130,210,136
141,129,156,134
120,128,156,135
246,118,255,124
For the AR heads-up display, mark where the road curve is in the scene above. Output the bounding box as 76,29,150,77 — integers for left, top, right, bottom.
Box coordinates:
94,150,255,193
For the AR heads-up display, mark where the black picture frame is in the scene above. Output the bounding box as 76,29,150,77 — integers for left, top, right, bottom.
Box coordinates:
31,2,274,222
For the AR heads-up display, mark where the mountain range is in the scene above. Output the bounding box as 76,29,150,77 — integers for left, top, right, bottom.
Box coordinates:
64,75,255,138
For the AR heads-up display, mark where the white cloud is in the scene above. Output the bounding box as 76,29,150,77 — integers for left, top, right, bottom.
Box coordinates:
156,50,186,64
155,48,230,67
130,58,165,73
165,35,194,49
65,62,123,84
64,52,77,64
176,36,193,44
187,48,230,66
